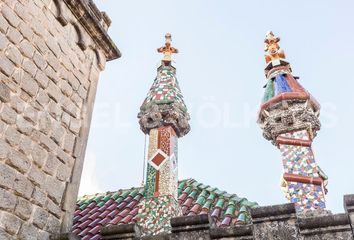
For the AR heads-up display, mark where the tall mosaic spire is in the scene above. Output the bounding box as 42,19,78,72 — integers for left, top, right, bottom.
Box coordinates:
257,32,328,211
136,34,190,235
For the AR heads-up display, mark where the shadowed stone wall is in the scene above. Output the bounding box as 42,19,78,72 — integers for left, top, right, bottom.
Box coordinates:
0,0,119,238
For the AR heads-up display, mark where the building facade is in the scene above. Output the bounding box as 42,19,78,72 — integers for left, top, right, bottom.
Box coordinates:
0,0,119,238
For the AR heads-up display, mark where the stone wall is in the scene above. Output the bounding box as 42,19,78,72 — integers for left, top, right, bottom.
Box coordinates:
0,0,119,239
96,195,354,240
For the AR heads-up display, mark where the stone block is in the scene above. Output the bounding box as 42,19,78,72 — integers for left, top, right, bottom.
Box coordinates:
18,21,34,41
47,81,62,103
18,223,38,240
61,97,78,118
71,93,82,108
0,32,9,51
23,105,38,123
0,15,9,34
5,45,22,66
39,133,57,152
16,116,33,136
21,72,39,97
0,212,22,235
14,173,34,199
56,162,71,182
1,104,17,124
251,203,299,240
11,95,26,113
32,186,46,207
4,126,21,147
15,197,33,220
101,224,140,240
44,175,65,204
7,26,23,45
63,133,75,153
0,187,17,211
46,198,61,218
33,52,47,70
0,138,11,159
32,206,48,230
0,228,12,240
1,4,21,28
14,2,32,23
0,56,15,77
7,150,31,174
31,144,47,168
50,233,81,240
44,65,59,83
28,163,45,186
46,36,61,57
36,89,50,107
57,149,74,166
0,82,11,102
43,154,60,176
77,85,88,99
35,70,50,89
59,80,73,97
61,111,71,127
298,213,353,239
18,39,35,58
22,59,37,77
19,135,33,155
69,118,81,134
68,73,80,91
44,214,60,233
0,163,17,188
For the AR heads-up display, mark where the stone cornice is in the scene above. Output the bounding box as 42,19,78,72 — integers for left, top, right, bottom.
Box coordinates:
63,0,121,61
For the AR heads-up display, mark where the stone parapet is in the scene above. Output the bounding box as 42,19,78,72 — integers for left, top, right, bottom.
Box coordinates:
71,197,354,239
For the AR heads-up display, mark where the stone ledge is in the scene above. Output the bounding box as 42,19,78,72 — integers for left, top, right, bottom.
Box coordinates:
210,225,253,239
298,213,352,236
251,203,296,223
298,213,349,230
170,214,211,233
50,233,81,240
344,194,354,213
63,0,121,61
101,223,141,239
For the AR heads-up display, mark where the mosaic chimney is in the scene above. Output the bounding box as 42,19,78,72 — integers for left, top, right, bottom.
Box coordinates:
136,33,190,235
257,32,328,212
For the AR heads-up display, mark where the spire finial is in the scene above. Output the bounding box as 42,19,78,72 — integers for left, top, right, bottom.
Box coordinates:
264,31,286,64
157,33,178,65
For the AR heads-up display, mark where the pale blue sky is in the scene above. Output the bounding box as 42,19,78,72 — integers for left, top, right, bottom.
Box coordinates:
79,0,354,213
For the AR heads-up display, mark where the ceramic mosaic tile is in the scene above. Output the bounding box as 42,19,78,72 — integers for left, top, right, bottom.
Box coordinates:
280,144,318,177
145,126,178,199
287,182,326,211
135,195,182,236
141,66,187,112
281,130,309,140
279,130,326,211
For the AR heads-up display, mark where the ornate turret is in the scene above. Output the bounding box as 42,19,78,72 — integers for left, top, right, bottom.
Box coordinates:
136,34,190,236
258,32,328,211
138,33,190,138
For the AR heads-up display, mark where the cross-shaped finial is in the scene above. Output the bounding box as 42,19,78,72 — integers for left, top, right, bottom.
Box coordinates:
264,31,285,64
157,33,178,65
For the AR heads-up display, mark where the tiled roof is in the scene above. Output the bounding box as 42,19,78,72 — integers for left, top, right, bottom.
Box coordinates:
72,179,258,240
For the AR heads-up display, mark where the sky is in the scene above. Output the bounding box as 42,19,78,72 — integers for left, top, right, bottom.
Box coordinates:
79,0,354,213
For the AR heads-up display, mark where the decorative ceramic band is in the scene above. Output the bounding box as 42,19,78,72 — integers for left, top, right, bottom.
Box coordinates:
276,136,312,147
283,173,323,186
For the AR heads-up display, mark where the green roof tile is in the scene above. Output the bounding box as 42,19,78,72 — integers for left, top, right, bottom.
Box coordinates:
215,198,225,208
